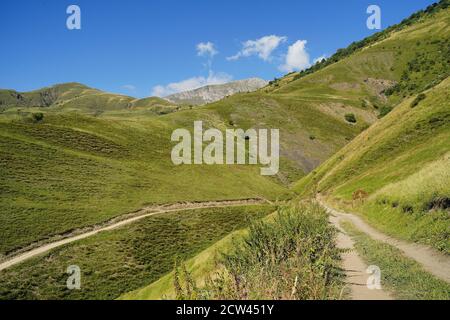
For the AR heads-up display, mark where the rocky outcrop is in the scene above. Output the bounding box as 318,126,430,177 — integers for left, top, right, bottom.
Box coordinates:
165,78,268,105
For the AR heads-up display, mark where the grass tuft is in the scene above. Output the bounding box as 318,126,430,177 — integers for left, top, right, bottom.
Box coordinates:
173,202,344,300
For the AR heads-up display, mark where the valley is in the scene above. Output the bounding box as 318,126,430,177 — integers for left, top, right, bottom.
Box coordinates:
0,0,449,301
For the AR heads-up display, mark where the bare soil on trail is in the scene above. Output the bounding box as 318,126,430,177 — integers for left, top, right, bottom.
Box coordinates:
329,213,393,300
0,199,267,272
318,196,450,289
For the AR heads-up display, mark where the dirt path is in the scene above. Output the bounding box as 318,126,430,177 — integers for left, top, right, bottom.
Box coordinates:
0,199,267,272
329,214,393,300
318,196,450,284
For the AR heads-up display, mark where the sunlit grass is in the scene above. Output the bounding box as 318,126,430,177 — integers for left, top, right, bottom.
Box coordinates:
0,205,274,300
374,153,450,212
342,221,450,300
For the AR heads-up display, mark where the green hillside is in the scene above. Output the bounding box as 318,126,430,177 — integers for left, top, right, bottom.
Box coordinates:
0,111,287,255
118,1,450,301
1,0,448,256
290,3,450,254
294,76,450,252
0,82,180,115
0,0,448,301
0,205,274,299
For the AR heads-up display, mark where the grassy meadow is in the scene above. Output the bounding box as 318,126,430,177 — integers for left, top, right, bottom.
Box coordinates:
0,205,274,300
124,202,343,300
0,60,373,256
0,110,288,256
0,1,448,301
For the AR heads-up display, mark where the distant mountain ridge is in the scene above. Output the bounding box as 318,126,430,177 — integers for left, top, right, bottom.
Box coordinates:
0,82,178,115
0,78,268,112
164,78,268,105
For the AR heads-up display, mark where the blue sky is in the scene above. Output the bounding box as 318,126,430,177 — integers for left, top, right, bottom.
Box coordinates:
0,0,437,97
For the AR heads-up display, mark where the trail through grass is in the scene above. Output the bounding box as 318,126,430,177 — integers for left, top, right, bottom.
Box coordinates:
0,205,274,300
342,221,450,300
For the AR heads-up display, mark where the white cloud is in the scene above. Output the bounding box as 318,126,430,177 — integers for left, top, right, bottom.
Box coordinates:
151,72,232,97
151,41,231,97
196,42,218,57
122,84,136,92
279,40,310,72
313,55,327,64
227,35,287,61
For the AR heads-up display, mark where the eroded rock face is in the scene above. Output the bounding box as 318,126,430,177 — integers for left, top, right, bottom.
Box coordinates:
165,78,268,105
363,78,397,102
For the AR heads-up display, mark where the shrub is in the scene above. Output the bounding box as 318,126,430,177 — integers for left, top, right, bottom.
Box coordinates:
174,203,344,300
32,112,44,122
410,93,426,108
401,71,410,81
384,83,401,96
344,113,357,123
378,106,393,118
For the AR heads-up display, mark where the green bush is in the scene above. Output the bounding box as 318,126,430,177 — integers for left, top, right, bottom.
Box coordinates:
410,93,426,108
32,112,44,122
344,113,357,123
378,106,393,118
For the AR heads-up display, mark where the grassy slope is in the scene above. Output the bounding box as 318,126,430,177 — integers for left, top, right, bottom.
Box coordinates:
0,82,180,115
120,223,251,300
292,6,450,252
123,202,342,300
235,3,449,180
0,111,287,255
294,76,450,252
0,205,274,300
0,10,408,255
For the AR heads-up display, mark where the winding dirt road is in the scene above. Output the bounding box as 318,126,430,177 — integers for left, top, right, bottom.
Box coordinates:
318,196,450,287
0,199,267,272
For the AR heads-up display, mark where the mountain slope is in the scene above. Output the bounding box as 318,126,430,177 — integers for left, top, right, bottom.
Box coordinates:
0,83,179,115
1,1,448,256
0,101,290,256
294,76,450,252
123,2,450,299
165,77,268,105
